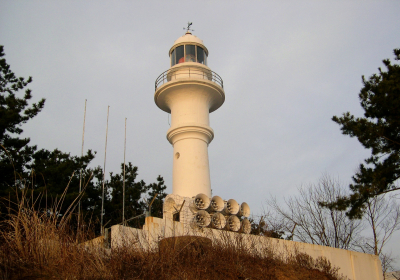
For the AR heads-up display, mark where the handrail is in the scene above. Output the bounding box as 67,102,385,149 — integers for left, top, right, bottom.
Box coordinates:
155,66,223,90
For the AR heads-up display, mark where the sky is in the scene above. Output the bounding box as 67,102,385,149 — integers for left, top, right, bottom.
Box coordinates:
1,0,400,269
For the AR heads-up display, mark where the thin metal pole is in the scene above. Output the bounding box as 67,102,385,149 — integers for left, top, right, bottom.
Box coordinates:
78,99,87,229
122,117,127,226
101,106,110,235
147,193,158,217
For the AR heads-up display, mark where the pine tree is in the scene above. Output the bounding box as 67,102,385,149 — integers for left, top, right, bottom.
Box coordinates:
146,175,167,218
106,163,147,227
29,148,97,214
325,48,400,218
0,45,45,194
0,46,168,233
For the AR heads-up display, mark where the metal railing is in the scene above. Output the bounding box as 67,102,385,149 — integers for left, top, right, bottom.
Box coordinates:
155,66,223,90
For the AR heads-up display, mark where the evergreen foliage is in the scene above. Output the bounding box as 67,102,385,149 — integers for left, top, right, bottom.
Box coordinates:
0,45,167,232
146,175,168,218
106,163,148,227
325,48,400,218
0,45,45,193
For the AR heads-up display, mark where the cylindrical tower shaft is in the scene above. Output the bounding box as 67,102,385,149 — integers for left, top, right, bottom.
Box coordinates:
154,32,224,198
172,131,211,197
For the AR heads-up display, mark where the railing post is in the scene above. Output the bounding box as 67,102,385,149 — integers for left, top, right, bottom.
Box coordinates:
155,68,224,90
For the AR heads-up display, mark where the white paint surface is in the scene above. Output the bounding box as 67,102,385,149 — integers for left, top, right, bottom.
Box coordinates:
154,33,225,197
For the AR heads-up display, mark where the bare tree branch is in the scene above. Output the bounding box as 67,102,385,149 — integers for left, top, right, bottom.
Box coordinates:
266,174,364,250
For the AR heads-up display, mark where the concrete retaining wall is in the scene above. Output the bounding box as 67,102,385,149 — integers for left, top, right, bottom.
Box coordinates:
111,217,383,280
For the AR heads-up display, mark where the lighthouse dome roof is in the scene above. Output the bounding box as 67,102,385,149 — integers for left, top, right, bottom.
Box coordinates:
169,32,208,55
174,32,204,45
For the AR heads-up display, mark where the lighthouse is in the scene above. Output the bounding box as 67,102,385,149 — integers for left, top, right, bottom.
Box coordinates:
154,27,225,198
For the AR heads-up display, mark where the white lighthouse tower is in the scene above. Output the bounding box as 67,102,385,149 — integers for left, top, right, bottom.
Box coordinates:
154,27,225,198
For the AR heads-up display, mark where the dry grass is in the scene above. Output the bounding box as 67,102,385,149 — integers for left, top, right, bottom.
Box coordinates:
0,196,348,280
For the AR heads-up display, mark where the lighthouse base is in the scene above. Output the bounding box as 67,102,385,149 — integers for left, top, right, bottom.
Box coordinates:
109,194,383,280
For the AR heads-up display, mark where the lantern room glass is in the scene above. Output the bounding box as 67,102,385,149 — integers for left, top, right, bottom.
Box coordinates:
176,46,184,64
171,49,176,66
170,44,207,66
185,45,196,62
197,46,205,64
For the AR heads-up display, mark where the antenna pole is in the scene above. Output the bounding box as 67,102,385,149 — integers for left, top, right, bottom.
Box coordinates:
122,117,127,226
101,106,110,235
78,99,87,231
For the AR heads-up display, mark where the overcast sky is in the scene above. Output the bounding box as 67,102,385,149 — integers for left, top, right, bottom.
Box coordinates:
1,0,399,268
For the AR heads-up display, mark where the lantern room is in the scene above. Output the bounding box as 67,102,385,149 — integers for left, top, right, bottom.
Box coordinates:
169,31,208,67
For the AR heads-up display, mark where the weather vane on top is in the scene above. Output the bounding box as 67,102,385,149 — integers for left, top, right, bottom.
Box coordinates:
184,22,194,33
